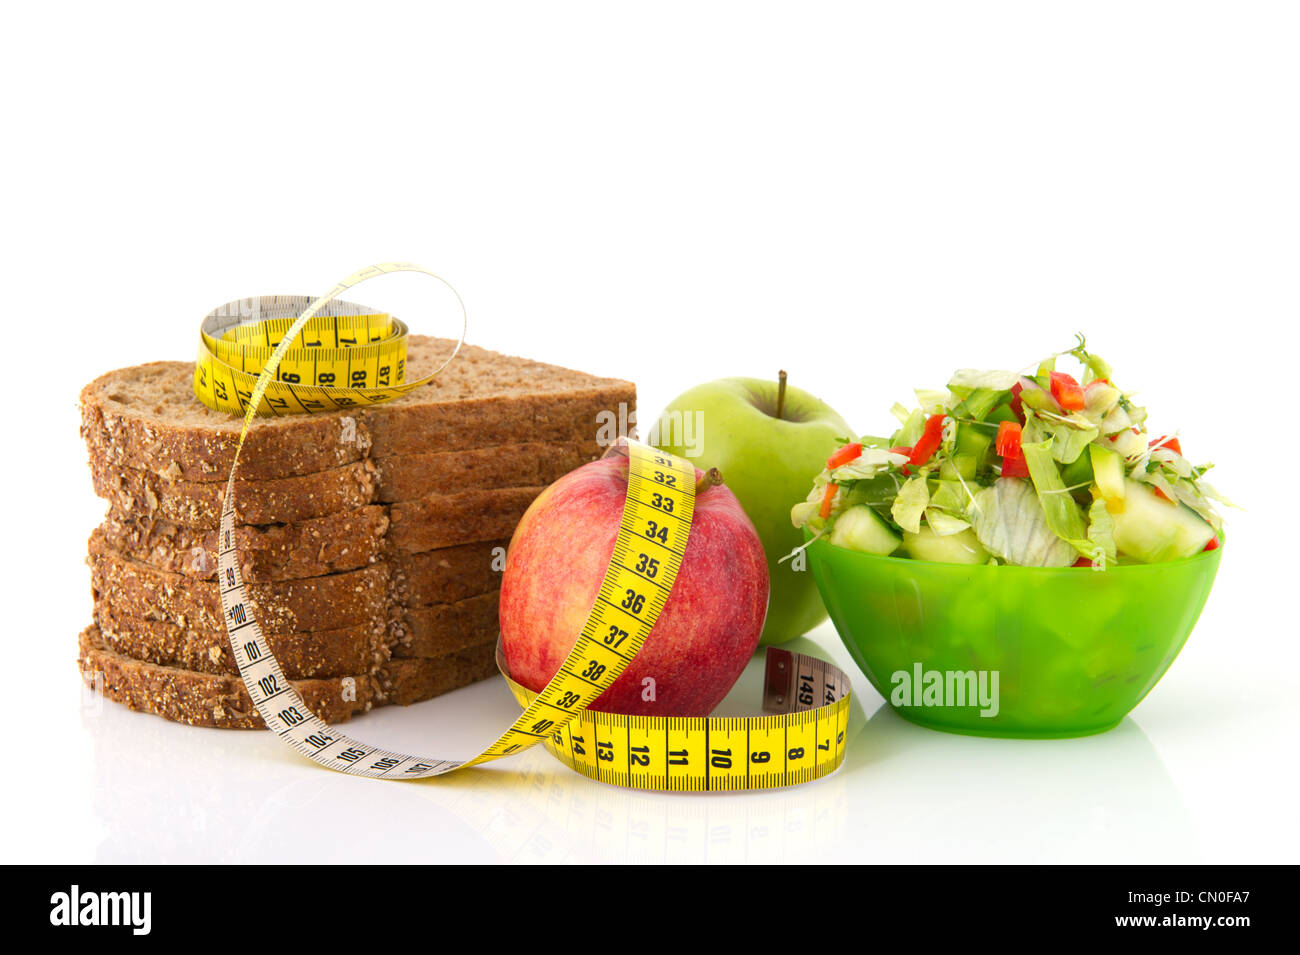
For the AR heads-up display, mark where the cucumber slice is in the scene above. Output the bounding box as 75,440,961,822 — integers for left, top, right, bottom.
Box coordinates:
1019,382,1058,413
1088,443,1125,502
952,388,1008,421
956,422,993,458
1110,478,1214,562
940,423,993,479
903,525,989,565
829,505,902,556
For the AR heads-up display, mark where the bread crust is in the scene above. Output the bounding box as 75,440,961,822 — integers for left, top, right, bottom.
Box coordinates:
94,602,391,678
389,539,508,605
374,441,597,502
391,591,501,659
386,486,542,554
89,440,598,530
91,458,380,527
78,625,498,730
80,337,634,482
92,588,500,679
97,506,391,581
96,488,527,585
89,532,388,634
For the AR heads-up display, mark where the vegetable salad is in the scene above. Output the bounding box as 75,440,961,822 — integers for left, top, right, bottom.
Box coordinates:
790,337,1229,567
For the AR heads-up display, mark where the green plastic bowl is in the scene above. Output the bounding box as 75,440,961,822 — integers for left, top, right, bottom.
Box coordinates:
804,532,1222,738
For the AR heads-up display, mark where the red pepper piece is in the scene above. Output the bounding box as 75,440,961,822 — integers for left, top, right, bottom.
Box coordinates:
819,482,838,519
909,414,945,466
1072,557,1093,567
1010,382,1025,424
995,421,1030,477
995,420,1021,458
1150,435,1183,455
827,442,863,469
889,446,914,476
1049,371,1086,411
1204,536,1220,552
1001,452,1030,478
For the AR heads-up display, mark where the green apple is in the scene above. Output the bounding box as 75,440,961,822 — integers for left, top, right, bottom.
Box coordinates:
651,373,853,644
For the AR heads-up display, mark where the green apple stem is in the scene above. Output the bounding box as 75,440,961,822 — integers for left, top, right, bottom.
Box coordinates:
776,369,788,420
695,467,724,497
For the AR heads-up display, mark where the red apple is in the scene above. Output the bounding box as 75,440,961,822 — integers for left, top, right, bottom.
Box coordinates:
499,452,769,716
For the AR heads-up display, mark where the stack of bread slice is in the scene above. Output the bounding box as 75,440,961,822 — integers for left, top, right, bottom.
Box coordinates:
78,335,634,728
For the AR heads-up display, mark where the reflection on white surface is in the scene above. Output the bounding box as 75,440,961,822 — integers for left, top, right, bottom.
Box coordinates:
79,650,864,864
77,626,1197,863
841,705,1195,863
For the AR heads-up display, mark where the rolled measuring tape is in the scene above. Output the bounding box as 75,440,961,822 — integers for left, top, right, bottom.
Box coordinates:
205,262,852,789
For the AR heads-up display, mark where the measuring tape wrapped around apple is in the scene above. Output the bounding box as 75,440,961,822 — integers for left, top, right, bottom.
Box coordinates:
199,263,851,790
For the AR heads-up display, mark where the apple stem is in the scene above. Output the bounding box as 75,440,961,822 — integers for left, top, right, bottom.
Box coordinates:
694,467,723,497
776,369,788,420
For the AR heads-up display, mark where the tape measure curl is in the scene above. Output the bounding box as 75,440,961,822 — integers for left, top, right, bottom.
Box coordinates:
205,262,851,789
193,262,466,418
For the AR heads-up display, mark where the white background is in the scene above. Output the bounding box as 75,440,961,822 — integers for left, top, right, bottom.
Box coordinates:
2,1,1297,863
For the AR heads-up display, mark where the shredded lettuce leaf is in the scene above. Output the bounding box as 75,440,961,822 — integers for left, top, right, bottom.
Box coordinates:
1085,498,1117,566
891,475,930,534
924,508,971,536
971,479,1076,567
948,369,1022,391
830,448,909,482
1024,416,1098,465
1021,438,1092,559
894,409,927,447
1198,481,1237,509
915,388,952,414
1151,475,1225,533
929,479,970,515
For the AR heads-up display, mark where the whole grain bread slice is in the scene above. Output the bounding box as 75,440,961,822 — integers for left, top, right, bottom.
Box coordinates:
386,486,541,554
89,440,596,528
98,506,390,581
99,499,511,595
78,624,498,729
94,456,549,533
80,336,634,483
91,457,380,527
96,481,536,575
94,588,501,679
93,526,504,620
94,602,390,678
391,591,501,660
374,441,595,502
389,539,507,605
89,530,388,634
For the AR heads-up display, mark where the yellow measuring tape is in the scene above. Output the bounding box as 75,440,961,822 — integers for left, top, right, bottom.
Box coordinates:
194,264,465,417
206,262,851,789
